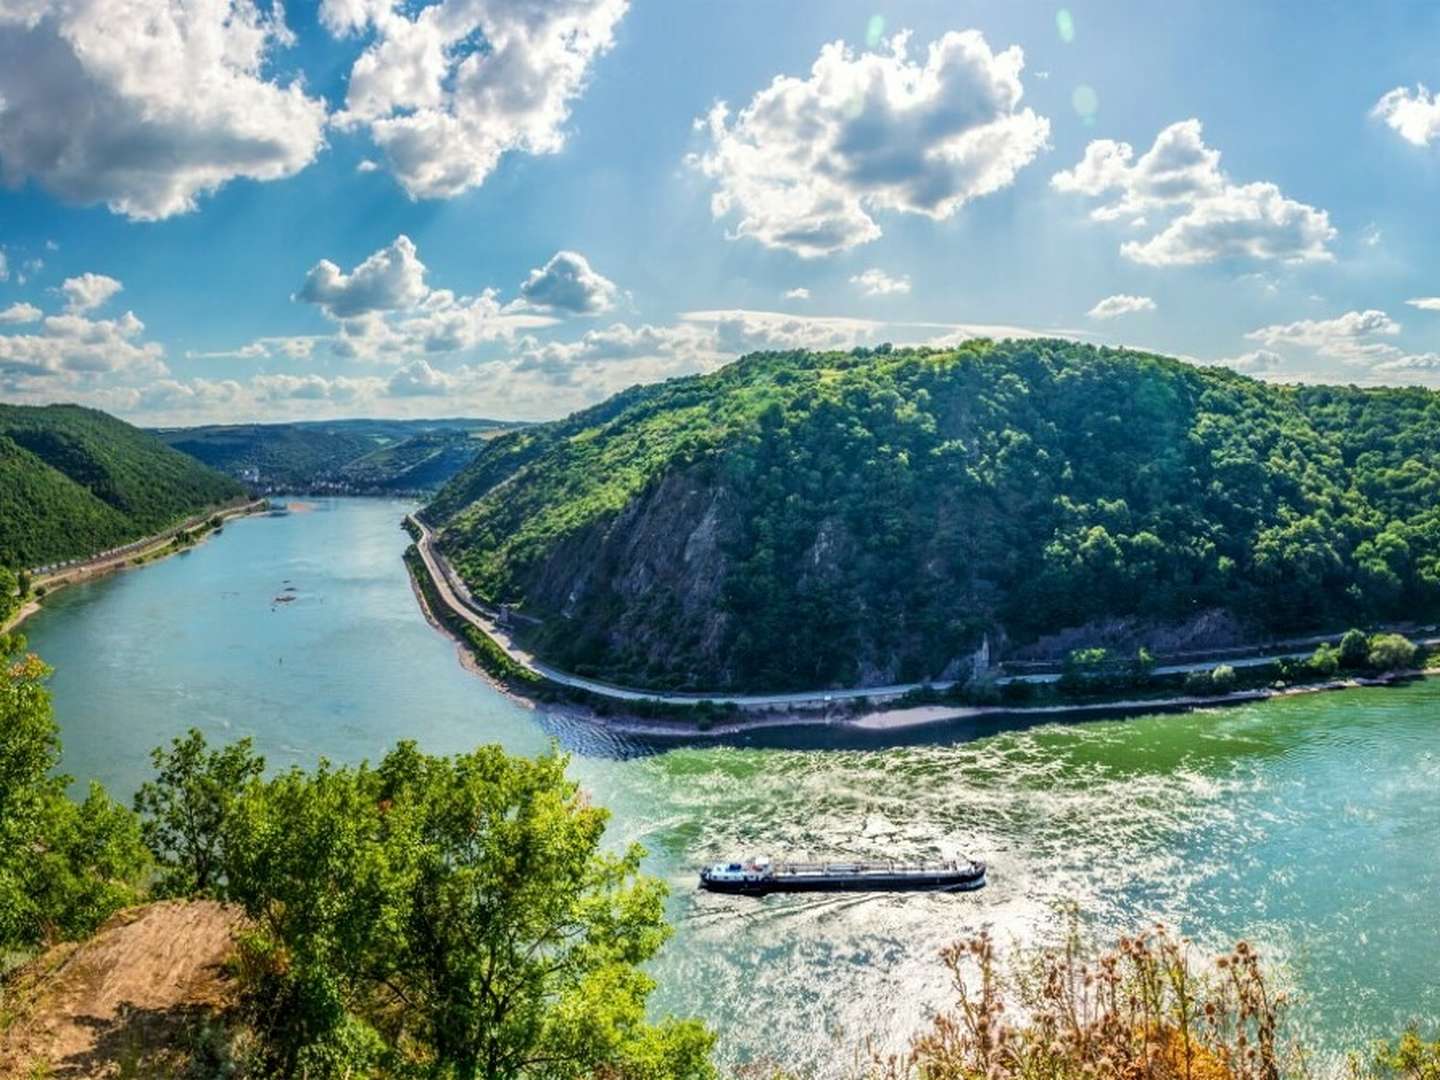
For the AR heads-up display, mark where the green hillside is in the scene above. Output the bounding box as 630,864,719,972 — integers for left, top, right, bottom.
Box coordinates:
157,419,507,490
156,423,377,487
427,339,1440,692
0,404,244,569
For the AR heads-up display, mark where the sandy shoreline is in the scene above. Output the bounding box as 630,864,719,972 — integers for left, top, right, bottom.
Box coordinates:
3,500,267,637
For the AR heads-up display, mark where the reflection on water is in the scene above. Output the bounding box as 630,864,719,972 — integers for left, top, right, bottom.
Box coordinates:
24,498,1440,1074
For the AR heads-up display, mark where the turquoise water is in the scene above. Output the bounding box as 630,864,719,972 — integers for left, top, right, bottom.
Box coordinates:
22,498,1440,1071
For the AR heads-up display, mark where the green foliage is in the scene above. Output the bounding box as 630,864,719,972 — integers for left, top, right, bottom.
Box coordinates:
1340,628,1372,668
133,728,265,898
220,741,714,1079
0,404,243,568
1183,663,1239,696
157,423,379,487
0,565,17,625
0,634,150,948
1368,1028,1440,1080
1366,632,1418,672
158,419,509,491
1210,663,1237,692
428,340,1440,691
1307,642,1341,677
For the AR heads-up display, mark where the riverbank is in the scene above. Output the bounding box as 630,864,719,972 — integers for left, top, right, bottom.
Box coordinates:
2,500,267,636
402,532,1439,741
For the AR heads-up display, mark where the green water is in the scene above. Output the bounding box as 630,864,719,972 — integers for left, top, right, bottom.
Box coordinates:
21,498,1440,1071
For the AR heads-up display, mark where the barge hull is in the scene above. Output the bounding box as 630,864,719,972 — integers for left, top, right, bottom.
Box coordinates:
701,871,986,895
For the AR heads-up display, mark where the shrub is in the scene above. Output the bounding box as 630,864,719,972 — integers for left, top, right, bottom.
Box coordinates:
878,926,1294,1080
1340,627,1371,668
1367,633,1417,673
1306,642,1340,677
1210,663,1237,693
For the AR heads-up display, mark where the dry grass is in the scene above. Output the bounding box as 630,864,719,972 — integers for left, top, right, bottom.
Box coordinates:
871,926,1296,1080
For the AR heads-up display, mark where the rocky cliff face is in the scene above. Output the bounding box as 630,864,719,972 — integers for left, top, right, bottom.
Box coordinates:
429,339,1440,693
513,469,744,684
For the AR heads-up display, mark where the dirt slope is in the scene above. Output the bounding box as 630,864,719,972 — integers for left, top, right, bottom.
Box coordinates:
0,901,244,1078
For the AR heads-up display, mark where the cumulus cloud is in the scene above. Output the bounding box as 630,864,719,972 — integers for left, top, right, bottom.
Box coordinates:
296,235,430,319
60,272,122,314
0,306,166,387
851,269,911,297
1087,294,1155,320
256,235,555,364
1372,85,1440,147
784,287,811,300
325,0,627,199
692,29,1049,257
1218,348,1285,375
682,309,884,355
1406,297,1440,311
517,251,619,314
0,0,328,220
387,358,453,396
1373,352,1440,375
1245,309,1400,362
1053,119,1335,265
0,302,42,324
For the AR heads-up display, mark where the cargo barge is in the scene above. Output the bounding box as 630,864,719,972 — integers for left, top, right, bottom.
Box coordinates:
698,856,986,895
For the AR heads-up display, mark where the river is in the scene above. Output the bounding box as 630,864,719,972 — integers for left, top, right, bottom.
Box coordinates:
20,498,1440,1072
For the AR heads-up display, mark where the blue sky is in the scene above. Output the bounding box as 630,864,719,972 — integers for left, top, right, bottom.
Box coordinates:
2,0,1440,424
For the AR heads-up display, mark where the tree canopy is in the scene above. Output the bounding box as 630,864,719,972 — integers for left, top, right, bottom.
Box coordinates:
429,340,1440,691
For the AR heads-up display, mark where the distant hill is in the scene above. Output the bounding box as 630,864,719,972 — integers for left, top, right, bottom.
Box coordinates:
0,404,245,569
156,418,513,492
426,339,1440,692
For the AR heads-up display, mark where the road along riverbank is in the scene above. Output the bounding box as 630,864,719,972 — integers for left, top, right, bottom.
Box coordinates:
405,515,1440,740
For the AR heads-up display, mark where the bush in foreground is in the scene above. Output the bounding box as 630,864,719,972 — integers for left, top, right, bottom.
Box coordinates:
875,926,1291,1080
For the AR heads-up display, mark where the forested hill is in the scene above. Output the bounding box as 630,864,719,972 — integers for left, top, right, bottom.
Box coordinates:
0,404,244,569
426,339,1440,693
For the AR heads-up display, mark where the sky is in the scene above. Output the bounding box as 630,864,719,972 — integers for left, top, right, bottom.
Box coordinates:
2,0,1440,426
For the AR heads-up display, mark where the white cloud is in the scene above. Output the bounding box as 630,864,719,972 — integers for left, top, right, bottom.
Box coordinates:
1373,352,1440,375
0,250,7,281
1246,309,1401,363
681,308,884,354
0,306,166,386
1087,293,1155,320
1218,348,1284,375
0,302,42,324
517,251,619,314
1053,119,1335,266
264,235,555,363
692,29,1049,257
850,269,911,297
0,0,328,220
783,287,811,300
1406,297,1440,312
387,358,453,396
1372,85,1440,147
60,272,122,314
296,235,430,319
325,0,627,199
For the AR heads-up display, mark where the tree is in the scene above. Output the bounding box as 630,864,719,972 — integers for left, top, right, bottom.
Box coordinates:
1210,664,1237,693
1339,628,1371,668
1307,643,1340,677
1367,633,1417,673
0,566,17,625
0,634,149,949
221,741,715,1079
133,727,265,898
